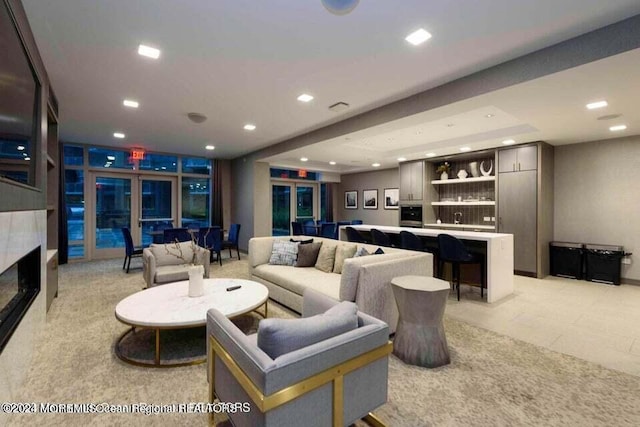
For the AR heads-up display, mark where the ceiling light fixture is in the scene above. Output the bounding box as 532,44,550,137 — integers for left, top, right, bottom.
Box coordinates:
137,44,161,59
123,99,139,108
107,155,116,161
329,161,336,165
459,147,471,152
243,124,256,131
205,145,215,150
17,145,24,151
297,94,314,103
586,100,608,110
485,114,494,118
24,157,30,161
426,152,436,157
113,132,125,139
300,157,308,162
397,157,407,162
321,0,359,15
502,139,515,145
405,28,432,46
609,125,627,132
372,163,381,167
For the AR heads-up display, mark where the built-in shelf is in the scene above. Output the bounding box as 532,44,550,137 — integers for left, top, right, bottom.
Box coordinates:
431,176,495,185
424,223,496,230
431,201,495,206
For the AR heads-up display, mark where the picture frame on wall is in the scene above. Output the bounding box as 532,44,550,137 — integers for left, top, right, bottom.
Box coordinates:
363,189,378,210
345,191,358,209
383,188,399,210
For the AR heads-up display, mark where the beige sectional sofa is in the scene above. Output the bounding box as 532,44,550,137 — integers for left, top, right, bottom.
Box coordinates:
248,235,433,333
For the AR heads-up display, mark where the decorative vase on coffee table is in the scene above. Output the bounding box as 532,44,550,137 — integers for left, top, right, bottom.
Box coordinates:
188,265,205,297
440,172,448,180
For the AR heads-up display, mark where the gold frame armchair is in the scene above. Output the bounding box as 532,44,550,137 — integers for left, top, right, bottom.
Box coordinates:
207,288,392,427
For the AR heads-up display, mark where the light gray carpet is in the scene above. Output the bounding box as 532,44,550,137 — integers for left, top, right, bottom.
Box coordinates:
7,257,640,426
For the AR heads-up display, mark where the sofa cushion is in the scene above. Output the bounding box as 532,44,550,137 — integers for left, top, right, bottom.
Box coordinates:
257,301,358,359
315,244,337,273
354,246,370,257
155,264,191,284
253,264,341,300
374,247,385,255
296,241,322,267
269,240,299,266
290,238,314,244
333,243,357,274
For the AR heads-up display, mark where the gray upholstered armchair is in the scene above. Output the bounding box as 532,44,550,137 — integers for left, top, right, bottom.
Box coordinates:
207,288,392,427
142,241,210,287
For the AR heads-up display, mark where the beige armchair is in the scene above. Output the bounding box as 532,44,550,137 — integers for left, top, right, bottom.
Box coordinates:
142,241,210,287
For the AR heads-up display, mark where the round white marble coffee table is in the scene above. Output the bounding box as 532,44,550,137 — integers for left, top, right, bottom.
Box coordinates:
115,278,268,367
391,275,451,368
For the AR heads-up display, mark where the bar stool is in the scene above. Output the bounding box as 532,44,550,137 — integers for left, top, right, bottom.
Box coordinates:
437,234,485,301
371,229,392,247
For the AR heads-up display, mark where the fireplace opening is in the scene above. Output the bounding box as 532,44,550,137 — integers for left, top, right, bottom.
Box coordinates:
0,246,41,353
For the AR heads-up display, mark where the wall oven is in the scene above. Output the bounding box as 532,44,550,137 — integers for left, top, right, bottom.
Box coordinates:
399,205,423,228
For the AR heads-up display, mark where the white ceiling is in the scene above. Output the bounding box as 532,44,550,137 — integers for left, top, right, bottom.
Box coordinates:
22,0,640,167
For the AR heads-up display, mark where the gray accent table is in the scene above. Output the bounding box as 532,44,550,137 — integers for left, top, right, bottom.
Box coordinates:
391,275,451,368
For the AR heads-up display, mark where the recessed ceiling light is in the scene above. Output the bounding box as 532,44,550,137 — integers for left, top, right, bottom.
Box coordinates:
459,147,471,152
426,152,436,157
123,99,139,108
485,114,494,118
24,157,30,161
205,145,215,150
137,44,161,59
161,166,166,170
609,125,627,132
329,161,336,165
297,94,314,103
397,157,407,162
107,155,115,161
243,124,256,131
502,139,515,145
586,100,608,110
113,132,125,139
372,163,381,167
405,28,432,46
17,145,24,151
22,152,27,156
300,157,308,162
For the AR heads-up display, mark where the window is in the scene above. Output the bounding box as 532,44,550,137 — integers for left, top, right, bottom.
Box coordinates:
65,169,84,258
63,145,83,166
182,157,211,174
139,153,178,172
270,168,318,181
182,177,210,228
88,147,133,170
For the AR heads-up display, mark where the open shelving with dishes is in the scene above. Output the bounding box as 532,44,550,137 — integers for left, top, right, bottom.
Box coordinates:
425,151,497,230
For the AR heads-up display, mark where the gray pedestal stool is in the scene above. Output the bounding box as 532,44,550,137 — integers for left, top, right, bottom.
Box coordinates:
391,275,451,368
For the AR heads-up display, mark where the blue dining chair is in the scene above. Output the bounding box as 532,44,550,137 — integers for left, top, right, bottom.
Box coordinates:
302,219,317,236
222,224,241,260
351,220,363,225
199,226,222,266
121,227,145,273
163,228,192,243
320,222,337,239
291,222,304,235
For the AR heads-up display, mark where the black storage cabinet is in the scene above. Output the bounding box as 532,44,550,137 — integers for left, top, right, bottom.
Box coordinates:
549,242,584,279
584,244,624,285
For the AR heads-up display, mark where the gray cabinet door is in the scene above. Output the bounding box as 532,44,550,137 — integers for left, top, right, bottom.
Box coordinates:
399,163,412,200
498,170,537,274
410,161,424,201
516,145,538,171
498,149,517,173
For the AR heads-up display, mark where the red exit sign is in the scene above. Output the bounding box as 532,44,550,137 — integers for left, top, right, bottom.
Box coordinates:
131,149,145,160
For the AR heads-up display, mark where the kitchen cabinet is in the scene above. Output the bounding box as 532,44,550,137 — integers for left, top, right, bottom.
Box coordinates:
399,161,424,202
498,145,537,173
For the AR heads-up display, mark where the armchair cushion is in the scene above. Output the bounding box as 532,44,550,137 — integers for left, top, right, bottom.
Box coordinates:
257,301,358,359
295,242,322,267
314,244,337,273
268,240,299,266
333,243,357,274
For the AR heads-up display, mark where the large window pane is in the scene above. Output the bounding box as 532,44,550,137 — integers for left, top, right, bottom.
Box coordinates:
95,177,131,248
182,157,211,174
296,186,314,220
141,179,173,246
65,169,84,258
89,148,134,170
270,168,318,180
63,145,83,166
139,153,178,172
0,139,33,186
272,185,291,236
182,177,210,228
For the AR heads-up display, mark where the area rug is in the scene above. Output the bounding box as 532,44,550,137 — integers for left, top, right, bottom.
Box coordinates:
6,258,640,427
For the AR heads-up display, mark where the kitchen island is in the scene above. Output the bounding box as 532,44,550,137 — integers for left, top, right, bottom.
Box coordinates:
339,225,514,303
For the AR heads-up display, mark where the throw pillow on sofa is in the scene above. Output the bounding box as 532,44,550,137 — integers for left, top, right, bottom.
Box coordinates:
354,246,370,257
333,243,357,274
296,241,322,267
268,240,298,266
257,301,358,359
314,244,337,273
290,238,314,244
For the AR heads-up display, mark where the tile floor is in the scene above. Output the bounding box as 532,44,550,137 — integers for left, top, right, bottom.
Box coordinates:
445,276,640,377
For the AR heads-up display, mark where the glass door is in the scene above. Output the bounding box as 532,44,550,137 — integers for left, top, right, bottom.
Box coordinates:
295,184,317,223
90,174,135,259
272,184,292,236
271,182,319,236
140,177,177,246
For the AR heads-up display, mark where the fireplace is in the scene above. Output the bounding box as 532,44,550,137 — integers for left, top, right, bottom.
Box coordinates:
0,246,41,353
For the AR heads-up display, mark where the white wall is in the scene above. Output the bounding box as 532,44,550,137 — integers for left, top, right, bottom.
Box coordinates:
554,136,639,281
337,168,399,225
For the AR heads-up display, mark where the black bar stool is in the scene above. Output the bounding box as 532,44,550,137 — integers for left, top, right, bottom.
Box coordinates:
437,234,485,300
